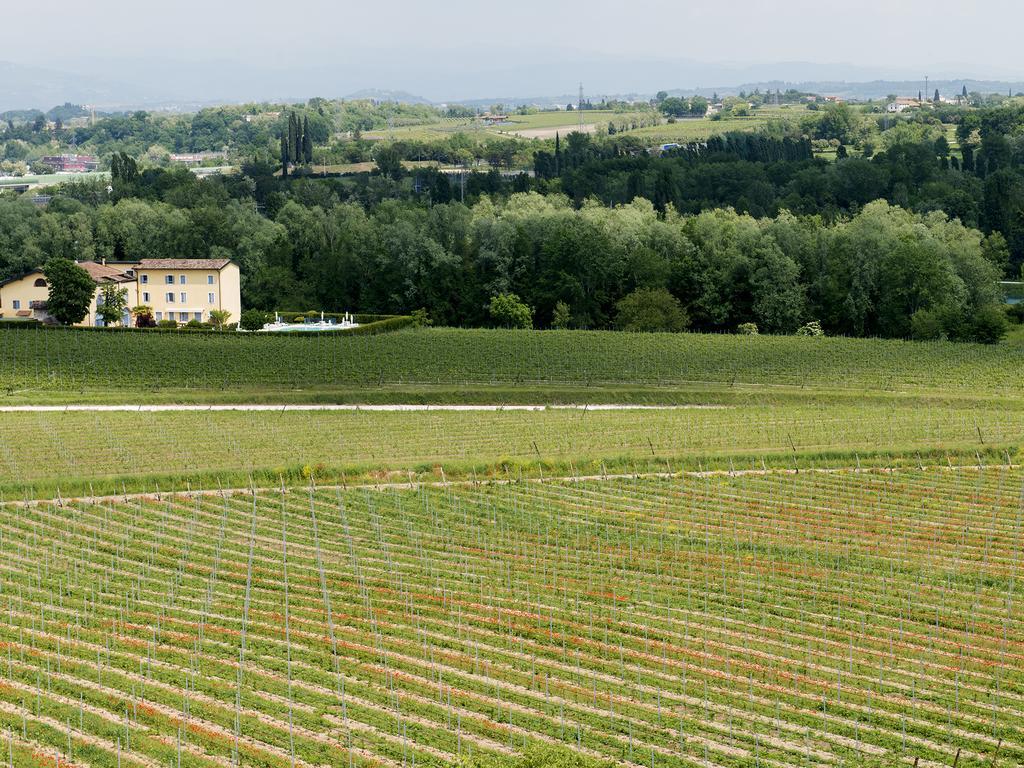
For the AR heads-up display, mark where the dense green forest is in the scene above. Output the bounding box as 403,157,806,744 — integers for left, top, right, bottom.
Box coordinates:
4,99,1024,340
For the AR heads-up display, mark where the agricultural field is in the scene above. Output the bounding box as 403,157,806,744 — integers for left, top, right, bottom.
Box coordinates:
0,469,1020,768
0,325,1022,768
1,400,1023,496
4,327,1024,400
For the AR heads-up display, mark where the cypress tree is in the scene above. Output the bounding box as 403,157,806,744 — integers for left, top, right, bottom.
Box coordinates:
302,115,313,164
280,135,290,177
554,132,561,175
288,113,298,163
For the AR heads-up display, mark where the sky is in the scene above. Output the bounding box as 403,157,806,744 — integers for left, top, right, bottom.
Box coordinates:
3,0,1024,103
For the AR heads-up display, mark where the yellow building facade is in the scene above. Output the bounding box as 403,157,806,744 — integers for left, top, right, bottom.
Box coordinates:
0,259,242,327
133,259,241,325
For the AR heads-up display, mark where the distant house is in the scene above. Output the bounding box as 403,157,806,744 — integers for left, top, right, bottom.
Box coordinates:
0,258,241,327
40,154,99,172
887,98,918,113
480,114,510,125
169,151,226,165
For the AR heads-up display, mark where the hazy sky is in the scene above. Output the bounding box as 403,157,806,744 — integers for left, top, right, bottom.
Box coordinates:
4,0,1015,73
3,0,1023,105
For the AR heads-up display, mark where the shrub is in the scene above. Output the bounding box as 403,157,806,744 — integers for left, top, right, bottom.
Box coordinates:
970,303,1009,344
239,309,270,331
208,309,232,330
410,308,433,328
737,322,759,335
133,305,156,328
551,301,572,330
1005,303,1024,324
910,308,948,341
796,321,825,337
156,319,178,329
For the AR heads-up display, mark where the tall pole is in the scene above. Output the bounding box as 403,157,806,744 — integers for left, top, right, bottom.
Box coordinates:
578,82,584,133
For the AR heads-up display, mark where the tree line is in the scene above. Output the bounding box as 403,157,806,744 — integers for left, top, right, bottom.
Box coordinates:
0,163,1007,341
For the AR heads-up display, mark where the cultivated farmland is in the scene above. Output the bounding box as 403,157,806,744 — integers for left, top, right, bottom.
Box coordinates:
0,469,1020,768
1,401,1023,496
4,327,1024,398
1,326,1023,768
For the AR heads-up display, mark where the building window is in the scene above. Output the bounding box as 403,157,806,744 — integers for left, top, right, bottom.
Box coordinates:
142,292,150,303
12,300,20,310
166,292,175,302
194,312,202,321
141,274,149,284
180,292,187,303
179,275,187,285
167,311,175,321
165,275,174,284
155,312,163,321
207,275,214,284
33,278,46,287
208,292,215,303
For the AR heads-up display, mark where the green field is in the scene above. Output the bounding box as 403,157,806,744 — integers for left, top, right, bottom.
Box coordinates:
0,326,1022,768
2,399,1023,496
4,327,1024,399
0,171,109,189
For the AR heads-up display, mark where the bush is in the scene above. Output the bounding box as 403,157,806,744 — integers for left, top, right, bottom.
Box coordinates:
157,319,178,329
970,303,1009,344
134,311,156,328
551,301,572,330
410,308,433,328
1005,303,1024,324
796,321,825,337
910,307,948,340
239,309,271,331
737,322,759,335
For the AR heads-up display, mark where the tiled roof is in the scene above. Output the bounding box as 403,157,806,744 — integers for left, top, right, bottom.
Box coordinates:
78,261,135,284
136,259,232,270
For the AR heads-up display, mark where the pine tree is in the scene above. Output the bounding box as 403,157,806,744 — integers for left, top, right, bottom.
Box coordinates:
302,116,313,164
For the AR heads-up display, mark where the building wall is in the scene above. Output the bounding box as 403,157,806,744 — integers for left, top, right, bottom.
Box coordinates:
0,271,136,326
218,263,242,325
2,262,242,327
92,282,137,327
0,273,50,320
134,265,240,324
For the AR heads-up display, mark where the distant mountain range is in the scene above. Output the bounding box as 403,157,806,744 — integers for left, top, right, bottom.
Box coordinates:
0,55,1020,113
